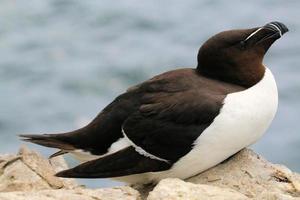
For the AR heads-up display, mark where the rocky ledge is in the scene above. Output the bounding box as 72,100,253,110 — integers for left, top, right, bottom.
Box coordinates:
0,146,299,200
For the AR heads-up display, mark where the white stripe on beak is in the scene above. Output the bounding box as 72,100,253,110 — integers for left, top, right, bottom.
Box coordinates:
244,27,263,42
268,23,282,37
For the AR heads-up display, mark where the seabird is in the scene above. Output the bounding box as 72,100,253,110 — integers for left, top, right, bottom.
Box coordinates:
20,21,288,184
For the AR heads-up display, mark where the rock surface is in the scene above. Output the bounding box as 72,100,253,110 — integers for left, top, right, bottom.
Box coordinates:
0,146,77,192
0,146,141,200
148,178,249,200
187,149,300,200
0,146,299,200
0,187,140,200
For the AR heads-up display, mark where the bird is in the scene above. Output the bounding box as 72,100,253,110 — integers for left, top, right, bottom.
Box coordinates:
20,21,288,184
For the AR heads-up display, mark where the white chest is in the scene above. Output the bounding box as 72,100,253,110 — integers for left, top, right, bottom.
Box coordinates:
151,67,278,181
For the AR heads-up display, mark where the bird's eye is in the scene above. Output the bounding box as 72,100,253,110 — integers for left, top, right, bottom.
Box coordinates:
239,40,246,49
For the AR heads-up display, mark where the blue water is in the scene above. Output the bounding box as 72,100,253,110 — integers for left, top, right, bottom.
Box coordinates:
1,0,299,188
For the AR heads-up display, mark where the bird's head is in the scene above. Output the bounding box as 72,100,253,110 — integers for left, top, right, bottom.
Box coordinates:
197,21,288,87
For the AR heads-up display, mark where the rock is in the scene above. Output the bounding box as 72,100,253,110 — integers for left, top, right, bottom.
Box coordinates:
0,146,141,200
186,149,300,200
0,187,140,200
133,149,300,200
0,146,77,192
148,178,249,200
0,146,299,200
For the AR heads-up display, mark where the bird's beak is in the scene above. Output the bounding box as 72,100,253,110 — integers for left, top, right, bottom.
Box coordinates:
242,21,288,48
260,21,289,40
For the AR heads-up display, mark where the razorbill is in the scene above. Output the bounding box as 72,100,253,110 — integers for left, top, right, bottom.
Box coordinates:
20,21,288,184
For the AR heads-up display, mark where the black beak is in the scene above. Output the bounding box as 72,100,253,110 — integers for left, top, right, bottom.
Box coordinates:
248,21,289,46
243,21,289,46
241,21,288,52
263,21,289,36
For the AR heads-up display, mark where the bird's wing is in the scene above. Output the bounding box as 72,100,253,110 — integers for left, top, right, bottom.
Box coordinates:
122,68,244,164
19,69,205,157
55,146,171,178
21,69,242,167
122,80,226,163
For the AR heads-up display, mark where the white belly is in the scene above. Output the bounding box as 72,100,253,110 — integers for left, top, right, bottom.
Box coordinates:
117,67,278,183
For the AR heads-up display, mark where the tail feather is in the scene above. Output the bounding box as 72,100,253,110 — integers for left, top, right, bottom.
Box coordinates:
19,134,75,150
55,146,171,178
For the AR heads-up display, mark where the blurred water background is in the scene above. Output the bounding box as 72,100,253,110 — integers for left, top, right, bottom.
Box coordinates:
0,0,299,188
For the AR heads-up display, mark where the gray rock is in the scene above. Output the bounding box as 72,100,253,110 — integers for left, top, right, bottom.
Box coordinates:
148,178,249,200
0,187,141,200
0,146,77,192
187,149,300,199
0,146,141,200
135,149,300,199
1,146,299,200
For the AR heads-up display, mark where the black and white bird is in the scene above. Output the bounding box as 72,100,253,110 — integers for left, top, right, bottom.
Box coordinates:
21,21,288,184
